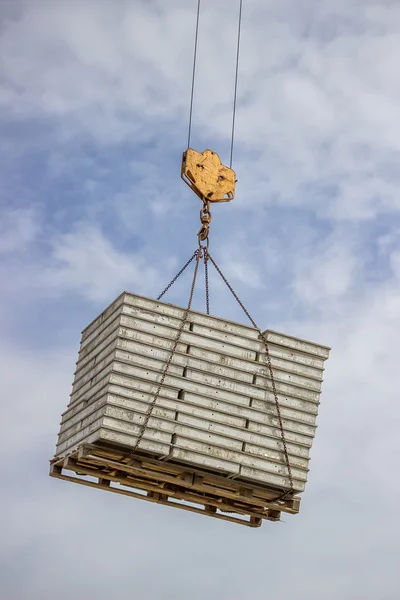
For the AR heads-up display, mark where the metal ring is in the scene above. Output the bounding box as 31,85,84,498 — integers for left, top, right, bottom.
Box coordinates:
200,208,212,221
198,236,210,250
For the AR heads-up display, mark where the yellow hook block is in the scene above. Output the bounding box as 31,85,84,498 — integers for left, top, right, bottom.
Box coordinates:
181,149,236,202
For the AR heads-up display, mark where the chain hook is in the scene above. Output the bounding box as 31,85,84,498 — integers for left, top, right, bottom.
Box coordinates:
198,198,212,244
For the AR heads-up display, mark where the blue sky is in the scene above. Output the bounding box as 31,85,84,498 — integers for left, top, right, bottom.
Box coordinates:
1,1,400,598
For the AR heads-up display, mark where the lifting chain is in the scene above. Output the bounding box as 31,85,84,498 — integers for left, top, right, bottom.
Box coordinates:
204,246,210,315
131,248,203,455
206,253,294,499
199,204,211,315
198,199,212,243
157,250,199,301
131,241,294,501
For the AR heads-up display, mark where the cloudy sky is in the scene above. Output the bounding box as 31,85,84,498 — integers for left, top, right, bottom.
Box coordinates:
1,0,399,598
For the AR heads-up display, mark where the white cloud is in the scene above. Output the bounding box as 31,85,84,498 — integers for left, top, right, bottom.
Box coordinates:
41,225,160,302
390,249,400,279
292,227,362,306
0,207,39,255
0,344,74,460
1,256,400,599
1,0,400,222
1,1,400,598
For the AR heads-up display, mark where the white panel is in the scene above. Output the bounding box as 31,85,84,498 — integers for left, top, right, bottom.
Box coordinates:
81,293,125,340
54,292,330,496
114,343,255,384
240,465,305,492
171,446,240,475
263,330,330,359
190,323,264,353
188,343,323,381
119,315,258,361
99,428,171,456
255,370,322,393
74,340,118,382
243,442,308,469
123,292,261,340
101,412,243,452
56,418,104,454
172,438,305,490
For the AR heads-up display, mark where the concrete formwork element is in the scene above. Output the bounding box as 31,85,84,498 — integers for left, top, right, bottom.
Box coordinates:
50,292,330,526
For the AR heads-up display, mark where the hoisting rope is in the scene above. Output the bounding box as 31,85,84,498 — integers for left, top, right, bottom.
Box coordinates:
186,0,243,168
132,248,202,454
230,0,243,169
187,0,201,150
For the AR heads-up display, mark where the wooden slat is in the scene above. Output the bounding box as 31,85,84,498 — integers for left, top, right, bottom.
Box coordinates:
79,442,301,509
56,413,306,491
77,450,288,512
50,467,263,528
49,440,305,527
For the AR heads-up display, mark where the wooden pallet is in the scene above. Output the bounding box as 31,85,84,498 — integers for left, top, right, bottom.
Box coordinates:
49,443,301,528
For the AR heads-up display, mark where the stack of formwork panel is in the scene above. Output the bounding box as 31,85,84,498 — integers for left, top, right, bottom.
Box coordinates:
50,292,330,527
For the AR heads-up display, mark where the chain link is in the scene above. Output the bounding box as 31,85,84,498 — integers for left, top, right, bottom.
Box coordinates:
132,235,293,499
206,252,294,498
204,248,210,315
132,249,202,454
157,250,198,301
198,199,212,242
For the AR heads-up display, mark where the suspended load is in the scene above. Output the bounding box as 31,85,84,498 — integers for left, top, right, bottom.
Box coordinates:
50,283,330,527
50,2,331,527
